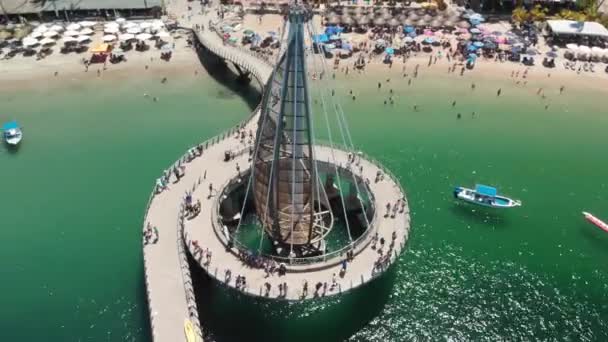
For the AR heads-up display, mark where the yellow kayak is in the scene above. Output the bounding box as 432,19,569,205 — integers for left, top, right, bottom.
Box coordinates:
184,319,197,342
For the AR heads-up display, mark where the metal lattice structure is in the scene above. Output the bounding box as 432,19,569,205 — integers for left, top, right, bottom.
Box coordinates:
252,5,331,248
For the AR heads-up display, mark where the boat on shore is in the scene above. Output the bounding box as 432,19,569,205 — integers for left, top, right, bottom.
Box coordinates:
453,184,521,208
582,212,608,233
3,121,23,146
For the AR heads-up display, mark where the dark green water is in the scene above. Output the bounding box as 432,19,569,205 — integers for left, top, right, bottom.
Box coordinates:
2,62,608,341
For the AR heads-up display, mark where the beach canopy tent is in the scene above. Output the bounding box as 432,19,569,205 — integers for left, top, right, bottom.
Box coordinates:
90,43,110,53
313,34,330,43
475,184,497,197
547,20,608,38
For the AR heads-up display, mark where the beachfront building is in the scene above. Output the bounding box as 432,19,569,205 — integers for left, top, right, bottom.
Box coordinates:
0,0,163,22
547,20,608,45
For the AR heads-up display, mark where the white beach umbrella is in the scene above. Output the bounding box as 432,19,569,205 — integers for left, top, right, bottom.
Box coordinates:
76,35,91,43
115,18,126,24
155,31,170,39
566,43,578,51
119,33,136,41
139,22,153,29
64,30,80,37
62,36,77,44
136,33,153,41
578,45,591,54
104,27,120,34
122,21,137,28
78,20,96,27
29,31,43,39
590,46,603,54
151,20,165,28
66,23,81,31
127,27,142,34
105,22,120,28
49,24,64,32
79,28,94,35
43,30,59,38
34,25,48,33
102,34,117,42
40,37,56,46
22,37,39,47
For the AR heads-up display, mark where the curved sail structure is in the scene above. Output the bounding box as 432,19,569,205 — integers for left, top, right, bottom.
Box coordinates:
252,6,320,247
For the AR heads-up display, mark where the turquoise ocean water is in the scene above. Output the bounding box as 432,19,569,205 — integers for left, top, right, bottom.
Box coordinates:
1,62,607,341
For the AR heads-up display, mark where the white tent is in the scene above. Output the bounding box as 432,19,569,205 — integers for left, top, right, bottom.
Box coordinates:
103,34,117,42
547,20,608,38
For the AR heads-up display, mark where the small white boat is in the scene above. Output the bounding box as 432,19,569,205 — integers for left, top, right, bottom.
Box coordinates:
3,121,22,146
453,184,521,208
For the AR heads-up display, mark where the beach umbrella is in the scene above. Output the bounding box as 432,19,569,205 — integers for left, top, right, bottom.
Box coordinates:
76,35,91,43
443,19,456,28
429,19,441,28
102,34,117,42
382,12,392,20
408,13,419,21
106,22,120,29
403,36,414,43
43,30,59,38
155,31,171,39
64,30,80,37
388,18,400,27
578,45,591,54
402,18,413,26
470,28,481,34
566,43,578,51
422,14,433,22
66,23,81,31
546,51,558,58
467,44,478,52
79,28,94,35
115,18,126,24
62,36,77,44
34,25,48,33
49,24,64,32
79,20,96,27
119,33,135,41
29,31,43,39
385,47,395,55
105,27,120,34
404,25,415,33
473,41,484,48
40,37,56,46
140,22,153,29
136,33,153,41
591,46,603,55
423,37,435,44
373,17,385,26
342,16,354,26
22,37,39,47
160,44,173,53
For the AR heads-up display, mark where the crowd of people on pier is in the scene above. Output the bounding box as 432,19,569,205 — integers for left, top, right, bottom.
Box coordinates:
143,223,159,245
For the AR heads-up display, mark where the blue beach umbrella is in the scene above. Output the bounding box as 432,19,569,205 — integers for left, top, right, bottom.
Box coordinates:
470,28,481,34
484,42,497,49
385,47,395,55
423,37,435,44
329,34,340,41
469,19,481,26
404,26,415,33
408,31,417,38
473,41,484,48
467,44,478,52
468,53,477,59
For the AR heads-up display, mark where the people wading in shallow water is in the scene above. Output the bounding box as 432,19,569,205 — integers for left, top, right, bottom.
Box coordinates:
497,88,502,96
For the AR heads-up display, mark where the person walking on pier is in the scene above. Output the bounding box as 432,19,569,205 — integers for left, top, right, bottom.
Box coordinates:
302,280,309,298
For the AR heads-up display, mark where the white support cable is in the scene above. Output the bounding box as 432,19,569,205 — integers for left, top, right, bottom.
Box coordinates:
307,21,353,243
289,23,299,257
307,21,372,233
302,24,326,238
233,19,289,242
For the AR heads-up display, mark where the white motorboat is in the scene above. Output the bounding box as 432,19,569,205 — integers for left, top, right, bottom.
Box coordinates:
453,184,521,208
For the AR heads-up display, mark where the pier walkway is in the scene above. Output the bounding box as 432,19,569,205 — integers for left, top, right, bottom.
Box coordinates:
142,5,272,342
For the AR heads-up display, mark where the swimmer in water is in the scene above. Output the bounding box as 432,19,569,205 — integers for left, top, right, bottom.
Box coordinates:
452,100,456,107
457,113,461,119
497,88,501,96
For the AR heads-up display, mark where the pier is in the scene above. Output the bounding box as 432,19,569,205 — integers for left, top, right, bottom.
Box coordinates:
143,4,410,342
